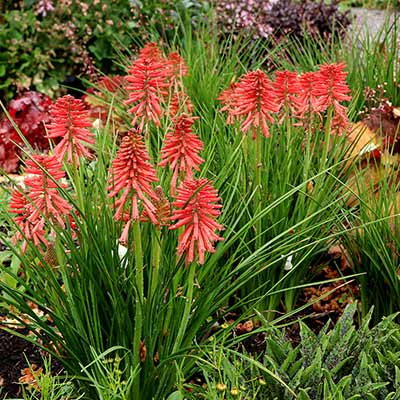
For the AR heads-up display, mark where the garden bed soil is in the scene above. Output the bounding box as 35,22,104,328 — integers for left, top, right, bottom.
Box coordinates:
0,328,59,399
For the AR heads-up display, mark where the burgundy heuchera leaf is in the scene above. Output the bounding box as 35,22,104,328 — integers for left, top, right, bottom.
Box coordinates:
0,91,53,173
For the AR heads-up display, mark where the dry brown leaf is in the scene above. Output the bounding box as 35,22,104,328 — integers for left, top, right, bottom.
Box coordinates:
392,107,400,118
153,351,159,366
19,364,43,391
140,340,147,363
346,122,382,163
345,163,387,207
236,320,254,334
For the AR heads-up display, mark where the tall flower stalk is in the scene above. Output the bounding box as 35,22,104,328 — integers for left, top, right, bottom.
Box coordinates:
9,154,71,252
219,70,279,245
107,128,160,396
170,178,223,265
159,114,204,194
169,178,223,353
47,95,94,165
124,43,169,133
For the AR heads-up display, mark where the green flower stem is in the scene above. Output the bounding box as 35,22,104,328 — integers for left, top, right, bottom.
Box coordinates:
320,106,333,172
150,228,161,301
65,156,85,214
286,112,293,180
255,129,263,249
132,219,144,398
172,262,195,354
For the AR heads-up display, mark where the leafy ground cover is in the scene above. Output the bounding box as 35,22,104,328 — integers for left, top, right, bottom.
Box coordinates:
0,3,400,400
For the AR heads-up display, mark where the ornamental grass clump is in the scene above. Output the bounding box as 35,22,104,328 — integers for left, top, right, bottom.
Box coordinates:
0,42,235,399
218,61,353,313
0,38,357,398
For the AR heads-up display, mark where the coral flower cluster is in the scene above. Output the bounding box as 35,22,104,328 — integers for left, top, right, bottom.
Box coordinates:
219,62,351,136
47,95,94,164
170,179,223,265
107,43,223,264
124,43,169,131
159,114,204,194
108,129,159,243
9,95,93,252
7,43,223,266
9,155,71,252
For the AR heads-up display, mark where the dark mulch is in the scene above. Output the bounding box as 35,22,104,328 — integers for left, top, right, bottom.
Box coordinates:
0,328,62,399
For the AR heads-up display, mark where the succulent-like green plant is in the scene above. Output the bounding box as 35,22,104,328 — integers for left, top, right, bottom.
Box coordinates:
188,303,400,399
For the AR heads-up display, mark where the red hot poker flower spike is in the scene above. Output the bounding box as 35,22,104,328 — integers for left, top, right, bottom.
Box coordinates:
23,154,71,227
9,189,48,253
165,51,189,90
312,62,351,134
9,154,71,252
169,91,194,118
218,82,238,125
296,71,319,120
47,95,94,164
226,70,279,139
313,62,351,108
108,130,158,242
274,70,300,119
124,43,169,132
159,114,204,194
170,179,223,265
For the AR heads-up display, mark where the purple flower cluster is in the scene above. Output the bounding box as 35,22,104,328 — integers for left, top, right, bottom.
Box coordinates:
216,0,351,41
216,0,278,39
36,0,55,17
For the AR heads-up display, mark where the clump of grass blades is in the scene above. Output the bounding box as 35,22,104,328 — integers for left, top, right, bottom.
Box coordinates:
0,26,367,400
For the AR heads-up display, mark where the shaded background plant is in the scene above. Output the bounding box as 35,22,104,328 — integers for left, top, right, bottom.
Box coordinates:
0,91,53,173
0,0,210,102
215,0,351,43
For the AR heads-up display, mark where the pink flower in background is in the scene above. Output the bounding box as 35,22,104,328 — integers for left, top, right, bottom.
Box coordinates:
36,0,54,17
108,130,158,242
47,95,94,164
170,179,223,265
125,43,169,131
159,114,204,194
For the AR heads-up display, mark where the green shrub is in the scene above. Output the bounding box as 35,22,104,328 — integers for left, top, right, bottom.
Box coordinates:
0,0,208,101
